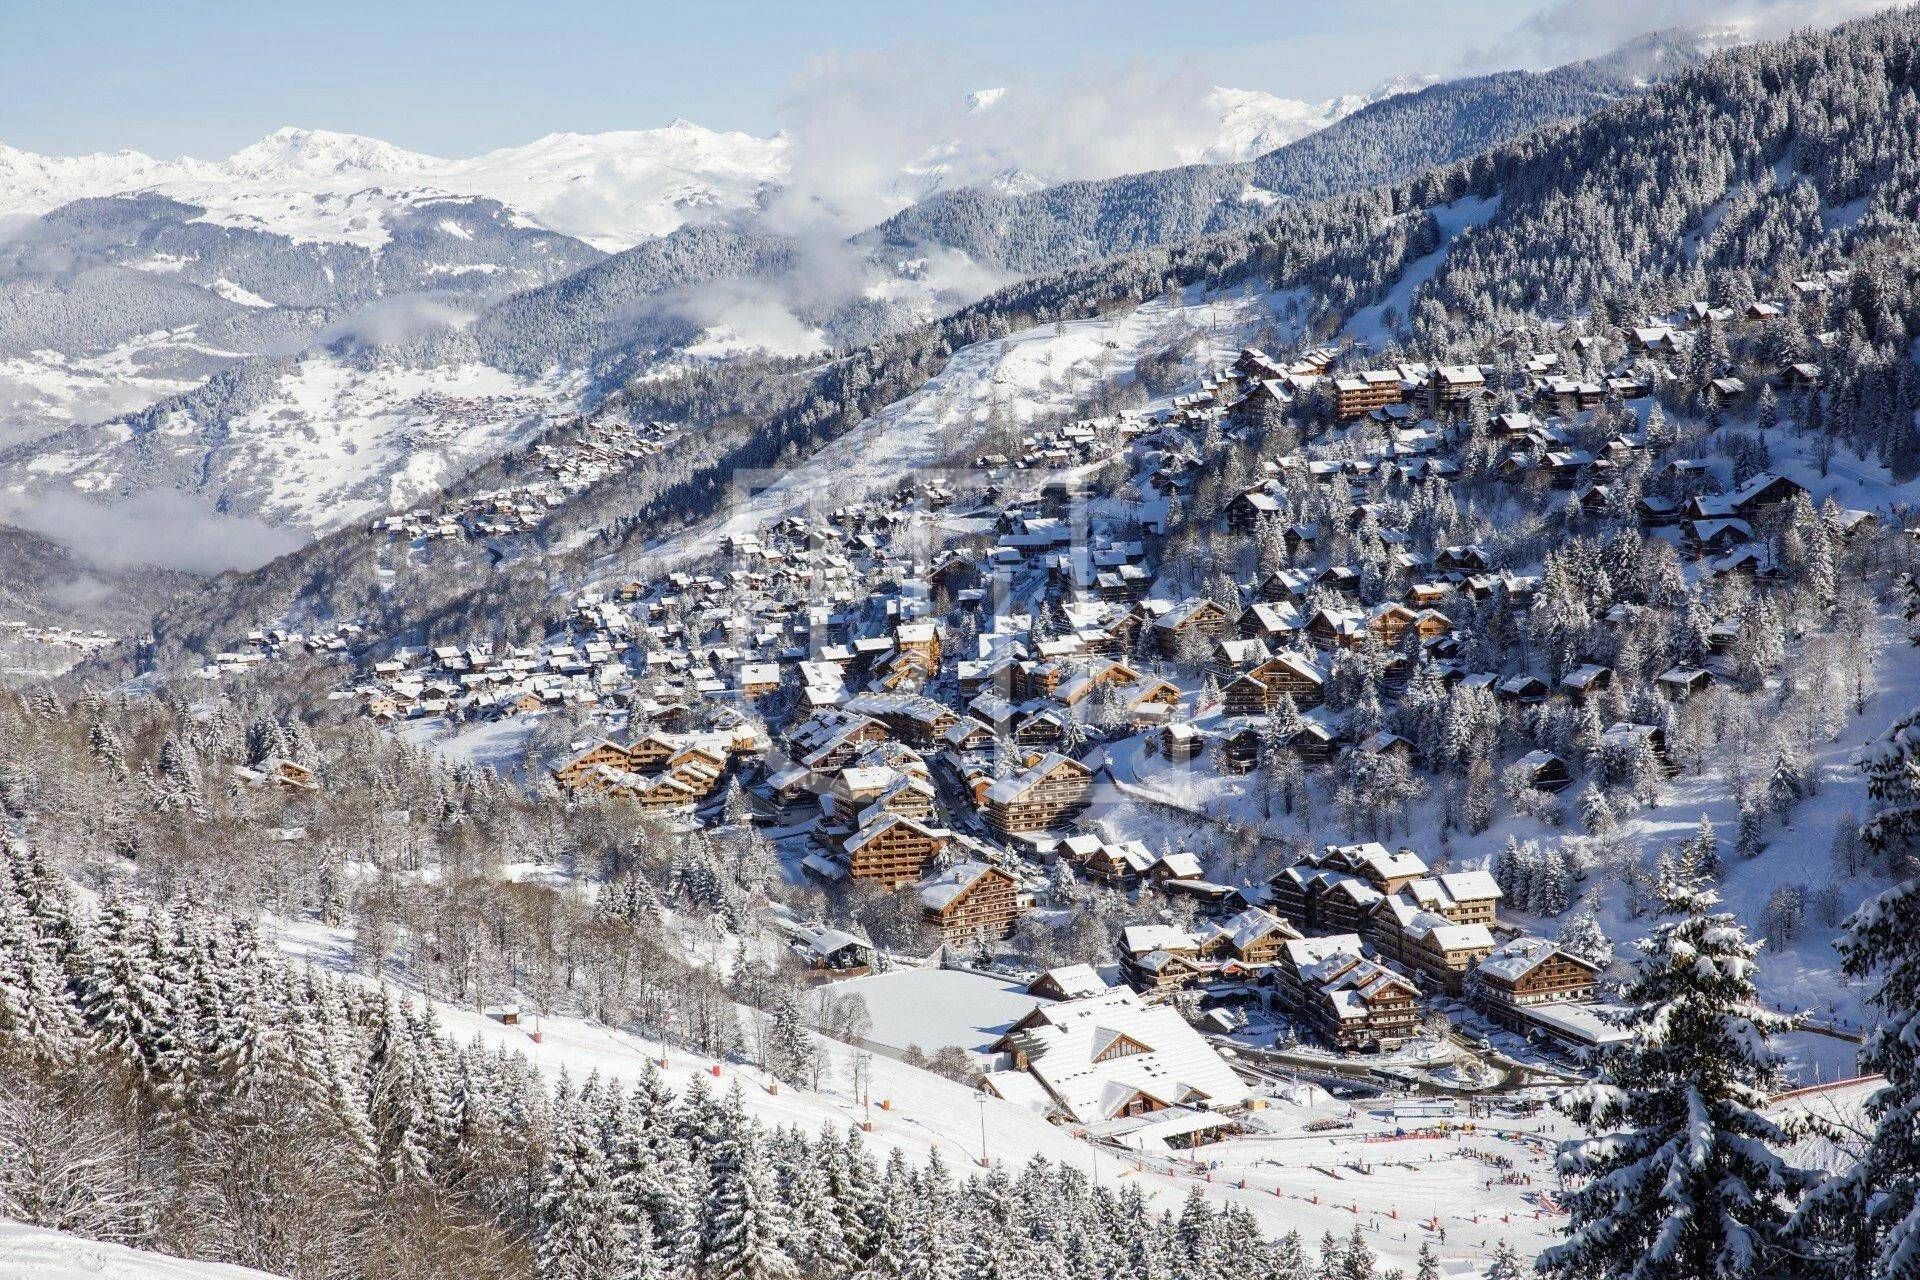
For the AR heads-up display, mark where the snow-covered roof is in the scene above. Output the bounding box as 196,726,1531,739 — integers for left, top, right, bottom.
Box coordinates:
918,860,1004,910
1001,988,1250,1124
1120,923,1198,956
1034,964,1108,998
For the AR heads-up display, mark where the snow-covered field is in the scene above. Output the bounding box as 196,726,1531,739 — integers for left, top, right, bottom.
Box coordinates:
0,1222,279,1280
814,967,1040,1056
0,328,242,449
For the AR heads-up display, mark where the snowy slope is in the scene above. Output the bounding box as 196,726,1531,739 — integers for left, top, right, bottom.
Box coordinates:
266,913,1562,1274
15,351,588,532
0,1222,282,1280
643,280,1303,568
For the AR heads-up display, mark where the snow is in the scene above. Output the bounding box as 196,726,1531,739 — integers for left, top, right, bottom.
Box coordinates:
0,1222,281,1280
0,79,1427,253
0,123,784,252
0,327,241,448
1198,77,1436,164
1344,194,1502,347
260,909,1560,1272
814,967,1041,1056
209,278,273,308
23,352,587,533
646,281,1300,567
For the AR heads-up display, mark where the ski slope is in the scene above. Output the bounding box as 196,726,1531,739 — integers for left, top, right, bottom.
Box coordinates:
265,912,1558,1274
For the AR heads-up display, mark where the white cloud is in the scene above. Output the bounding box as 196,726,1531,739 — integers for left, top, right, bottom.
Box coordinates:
1469,0,1904,70
0,488,303,573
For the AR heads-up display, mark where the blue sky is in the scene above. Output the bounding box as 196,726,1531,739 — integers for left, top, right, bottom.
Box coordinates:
0,0,1874,158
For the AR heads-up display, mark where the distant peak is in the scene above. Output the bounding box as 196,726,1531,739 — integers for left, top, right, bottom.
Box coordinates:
225,126,442,177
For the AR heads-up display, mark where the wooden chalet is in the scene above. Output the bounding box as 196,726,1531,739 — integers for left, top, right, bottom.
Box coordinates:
1275,937,1421,1052
919,861,1020,944
843,813,948,888
982,752,1094,835
1472,937,1602,1031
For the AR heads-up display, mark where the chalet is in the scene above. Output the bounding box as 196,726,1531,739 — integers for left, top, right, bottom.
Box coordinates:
940,717,997,756
1079,838,1157,885
1238,601,1306,644
1161,721,1204,763
1028,964,1109,1001
1496,674,1550,705
1687,518,1754,557
1272,852,1393,935
1472,937,1602,1034
787,709,890,773
982,752,1095,835
552,738,632,790
1334,370,1405,421
919,861,1020,944
985,988,1250,1131
235,756,318,792
1223,652,1326,715
1225,487,1285,534
736,662,781,698
1195,907,1301,966
1275,937,1421,1052
843,813,948,887
792,926,875,972
1153,598,1234,658
1561,663,1613,700
1427,365,1487,415
1370,901,1495,994
1656,667,1714,701
1118,923,1206,989
1513,750,1573,793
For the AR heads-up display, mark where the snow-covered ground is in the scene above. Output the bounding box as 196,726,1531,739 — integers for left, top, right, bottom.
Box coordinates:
0,1222,280,1280
643,281,1303,570
19,353,587,532
813,967,1040,1057
1344,194,1502,348
0,328,242,449
260,905,1557,1273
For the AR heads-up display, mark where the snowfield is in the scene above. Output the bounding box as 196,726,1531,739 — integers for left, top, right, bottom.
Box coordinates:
0,1222,281,1280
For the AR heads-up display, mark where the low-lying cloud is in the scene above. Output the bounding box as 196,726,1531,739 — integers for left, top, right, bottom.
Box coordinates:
0,488,304,574
316,293,472,349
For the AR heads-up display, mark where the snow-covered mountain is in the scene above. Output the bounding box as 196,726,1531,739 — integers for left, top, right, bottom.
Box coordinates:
0,81,1423,255
0,123,784,253
1197,77,1439,164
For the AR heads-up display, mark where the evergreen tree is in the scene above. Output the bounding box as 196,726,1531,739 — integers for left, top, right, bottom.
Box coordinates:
1541,873,1815,1280
537,1102,636,1280
1794,816,1920,1275
700,1087,796,1280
